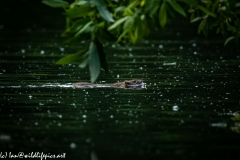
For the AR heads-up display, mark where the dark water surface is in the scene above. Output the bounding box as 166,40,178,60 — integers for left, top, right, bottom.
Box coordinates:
1,1,240,160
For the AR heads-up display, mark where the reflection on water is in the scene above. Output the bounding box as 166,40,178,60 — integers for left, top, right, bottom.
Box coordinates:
28,83,74,88
1,20,240,160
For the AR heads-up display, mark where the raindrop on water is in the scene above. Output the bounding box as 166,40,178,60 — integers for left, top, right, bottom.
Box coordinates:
172,105,179,111
21,49,25,53
59,47,65,52
86,138,91,143
70,143,76,149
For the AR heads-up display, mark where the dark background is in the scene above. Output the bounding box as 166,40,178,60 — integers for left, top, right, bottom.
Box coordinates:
0,0,64,30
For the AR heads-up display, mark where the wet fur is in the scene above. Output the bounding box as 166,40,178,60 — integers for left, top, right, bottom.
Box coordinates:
73,80,143,89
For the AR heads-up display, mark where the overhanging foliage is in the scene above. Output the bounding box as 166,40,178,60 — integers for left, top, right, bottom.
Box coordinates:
42,0,240,82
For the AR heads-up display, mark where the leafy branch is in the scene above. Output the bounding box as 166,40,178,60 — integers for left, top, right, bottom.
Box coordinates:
42,0,240,82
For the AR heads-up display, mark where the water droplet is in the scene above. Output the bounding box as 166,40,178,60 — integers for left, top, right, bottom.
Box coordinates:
59,47,65,52
86,138,91,143
21,49,25,53
70,143,76,149
158,44,163,49
172,105,179,111
39,102,44,106
0,135,11,141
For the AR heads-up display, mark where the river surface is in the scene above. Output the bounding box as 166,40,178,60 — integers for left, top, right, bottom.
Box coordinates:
1,1,240,160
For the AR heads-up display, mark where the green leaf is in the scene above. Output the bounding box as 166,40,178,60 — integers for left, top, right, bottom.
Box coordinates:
235,2,240,7
91,0,115,22
115,16,134,43
218,6,227,11
79,57,88,68
135,16,143,42
114,6,126,14
167,0,186,17
68,19,89,33
141,15,150,36
224,36,235,46
75,21,94,37
95,38,108,72
117,30,128,43
149,5,160,17
123,16,134,31
180,0,198,6
127,0,140,9
108,16,129,31
123,1,140,16
42,0,69,8
197,5,216,17
63,34,90,44
144,0,155,13
98,6,115,22
191,17,203,23
159,2,167,27
55,48,88,64
198,19,206,34
65,5,93,19
226,24,236,32
129,16,144,44
216,27,221,34
89,42,101,83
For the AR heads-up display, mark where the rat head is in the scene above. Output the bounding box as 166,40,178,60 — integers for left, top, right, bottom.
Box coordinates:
124,80,145,89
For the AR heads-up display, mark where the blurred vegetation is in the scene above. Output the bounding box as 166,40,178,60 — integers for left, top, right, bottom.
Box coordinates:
42,0,240,82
